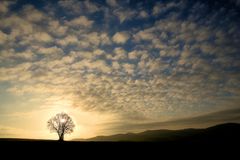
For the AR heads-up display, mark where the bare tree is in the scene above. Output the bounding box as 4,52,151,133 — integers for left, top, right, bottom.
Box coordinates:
47,112,75,141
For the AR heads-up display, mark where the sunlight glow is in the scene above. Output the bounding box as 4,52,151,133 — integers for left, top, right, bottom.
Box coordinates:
60,118,66,123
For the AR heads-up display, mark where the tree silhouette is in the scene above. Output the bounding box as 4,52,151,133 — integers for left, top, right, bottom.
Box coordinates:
47,112,75,141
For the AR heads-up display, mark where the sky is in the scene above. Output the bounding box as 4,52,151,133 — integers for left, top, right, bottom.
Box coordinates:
0,0,240,140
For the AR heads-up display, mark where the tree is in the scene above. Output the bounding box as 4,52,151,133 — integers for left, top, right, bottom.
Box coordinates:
47,112,75,141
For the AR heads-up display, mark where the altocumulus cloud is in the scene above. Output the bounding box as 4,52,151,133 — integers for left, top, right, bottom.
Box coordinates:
0,0,240,137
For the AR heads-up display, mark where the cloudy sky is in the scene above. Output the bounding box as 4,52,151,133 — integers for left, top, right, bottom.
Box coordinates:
0,0,240,140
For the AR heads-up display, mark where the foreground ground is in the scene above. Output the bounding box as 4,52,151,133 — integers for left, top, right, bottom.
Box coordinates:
1,123,239,157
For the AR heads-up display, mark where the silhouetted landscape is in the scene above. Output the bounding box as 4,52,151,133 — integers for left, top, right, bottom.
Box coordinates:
0,123,239,158
0,123,240,145
77,123,240,143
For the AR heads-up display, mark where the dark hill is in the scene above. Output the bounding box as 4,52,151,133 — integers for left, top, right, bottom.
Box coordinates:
78,123,240,143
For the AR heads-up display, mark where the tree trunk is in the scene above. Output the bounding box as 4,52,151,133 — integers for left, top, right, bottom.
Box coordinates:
59,134,64,141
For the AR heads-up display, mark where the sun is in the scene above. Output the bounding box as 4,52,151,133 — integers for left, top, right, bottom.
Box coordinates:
60,118,66,123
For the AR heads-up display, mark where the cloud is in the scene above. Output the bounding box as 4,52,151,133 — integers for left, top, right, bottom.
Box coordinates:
232,0,240,6
152,2,164,15
0,2,8,14
106,0,118,7
53,31,110,49
66,16,94,28
0,1,15,14
33,32,53,43
152,1,180,16
0,15,34,35
22,5,44,22
100,33,111,45
83,32,100,46
0,49,35,63
0,62,32,82
58,0,100,15
112,32,130,44
93,49,105,56
48,20,68,37
113,8,137,23
128,50,139,59
37,46,63,55
57,35,78,46
160,48,180,57
113,47,127,60
138,10,149,19
83,0,100,13
112,61,120,70
0,30,8,44
134,29,155,42
122,63,135,75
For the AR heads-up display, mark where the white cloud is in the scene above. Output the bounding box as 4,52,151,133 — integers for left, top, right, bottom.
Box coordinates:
112,61,120,70
74,32,111,48
0,1,15,14
106,0,118,7
146,58,162,73
84,0,100,13
0,3,8,14
22,5,44,22
48,20,68,36
0,62,32,82
37,46,63,55
33,32,53,43
113,47,127,60
71,59,112,74
1,15,34,35
112,31,130,44
61,55,75,64
84,32,100,46
0,49,35,62
113,8,137,23
152,2,164,15
67,16,94,28
128,50,139,59
91,60,112,73
100,33,111,45
152,39,166,49
57,35,78,46
93,49,105,56
160,48,180,57
58,0,100,14
134,29,154,42
0,30,8,44
123,63,135,75
152,2,179,16
138,10,149,19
